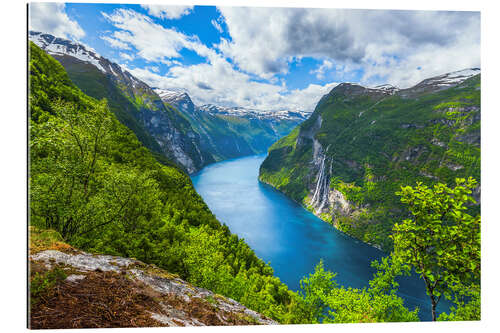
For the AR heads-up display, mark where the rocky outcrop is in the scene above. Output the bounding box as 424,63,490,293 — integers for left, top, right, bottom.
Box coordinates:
29,249,276,328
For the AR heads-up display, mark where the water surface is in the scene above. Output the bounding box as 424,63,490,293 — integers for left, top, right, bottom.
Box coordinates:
191,154,448,320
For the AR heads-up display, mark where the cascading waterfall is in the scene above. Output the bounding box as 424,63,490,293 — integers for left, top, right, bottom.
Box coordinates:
308,116,333,214
311,155,325,204
311,153,332,214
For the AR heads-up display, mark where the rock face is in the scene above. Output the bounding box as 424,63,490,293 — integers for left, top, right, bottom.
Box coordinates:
30,248,276,328
260,70,481,251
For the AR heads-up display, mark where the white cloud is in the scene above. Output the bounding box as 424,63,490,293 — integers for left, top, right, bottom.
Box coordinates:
123,61,336,112
217,7,480,87
104,7,479,112
283,82,339,112
101,35,131,50
29,3,85,39
119,52,135,61
101,8,310,110
102,9,207,63
211,19,223,33
140,4,193,20
148,66,160,73
310,60,334,80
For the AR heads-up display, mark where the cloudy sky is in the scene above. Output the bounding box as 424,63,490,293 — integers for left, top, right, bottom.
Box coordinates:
29,2,480,112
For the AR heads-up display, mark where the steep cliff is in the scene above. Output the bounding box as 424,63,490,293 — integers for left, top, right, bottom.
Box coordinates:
260,70,481,250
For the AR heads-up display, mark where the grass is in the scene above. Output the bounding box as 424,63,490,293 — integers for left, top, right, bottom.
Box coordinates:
29,226,75,255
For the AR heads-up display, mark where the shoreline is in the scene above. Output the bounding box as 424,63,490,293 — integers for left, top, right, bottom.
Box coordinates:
257,176,385,253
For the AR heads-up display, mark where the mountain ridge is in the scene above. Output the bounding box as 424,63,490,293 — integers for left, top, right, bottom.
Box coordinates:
30,30,211,173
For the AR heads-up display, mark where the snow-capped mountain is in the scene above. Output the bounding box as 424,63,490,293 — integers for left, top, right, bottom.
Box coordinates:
398,68,480,98
29,31,152,94
373,84,399,95
328,68,480,100
155,88,197,114
417,68,481,88
30,31,108,74
198,104,309,122
155,88,309,122
154,88,306,161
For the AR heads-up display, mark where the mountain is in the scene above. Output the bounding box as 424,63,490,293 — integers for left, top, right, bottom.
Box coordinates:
259,69,480,251
29,31,305,171
197,104,309,122
155,88,307,161
29,31,212,173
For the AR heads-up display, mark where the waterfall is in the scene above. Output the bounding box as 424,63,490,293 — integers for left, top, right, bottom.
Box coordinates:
309,115,332,214
311,156,325,204
311,153,332,215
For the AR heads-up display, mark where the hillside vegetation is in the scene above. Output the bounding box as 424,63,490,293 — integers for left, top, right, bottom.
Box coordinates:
260,74,480,251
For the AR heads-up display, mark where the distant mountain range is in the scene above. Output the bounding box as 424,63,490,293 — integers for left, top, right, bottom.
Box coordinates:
155,88,307,162
29,31,305,172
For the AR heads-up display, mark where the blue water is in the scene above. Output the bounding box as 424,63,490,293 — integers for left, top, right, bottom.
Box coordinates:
191,154,449,321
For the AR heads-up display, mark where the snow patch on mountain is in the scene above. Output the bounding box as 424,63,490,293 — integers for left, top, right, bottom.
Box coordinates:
413,68,481,89
373,84,399,94
29,31,107,73
155,88,191,104
429,68,481,86
198,104,309,122
154,88,308,122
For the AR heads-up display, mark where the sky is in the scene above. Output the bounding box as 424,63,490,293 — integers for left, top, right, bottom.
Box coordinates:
28,2,480,112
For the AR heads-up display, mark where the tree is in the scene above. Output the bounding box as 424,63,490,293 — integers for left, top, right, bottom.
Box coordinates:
392,177,481,321
438,281,480,321
30,100,164,242
298,258,419,323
